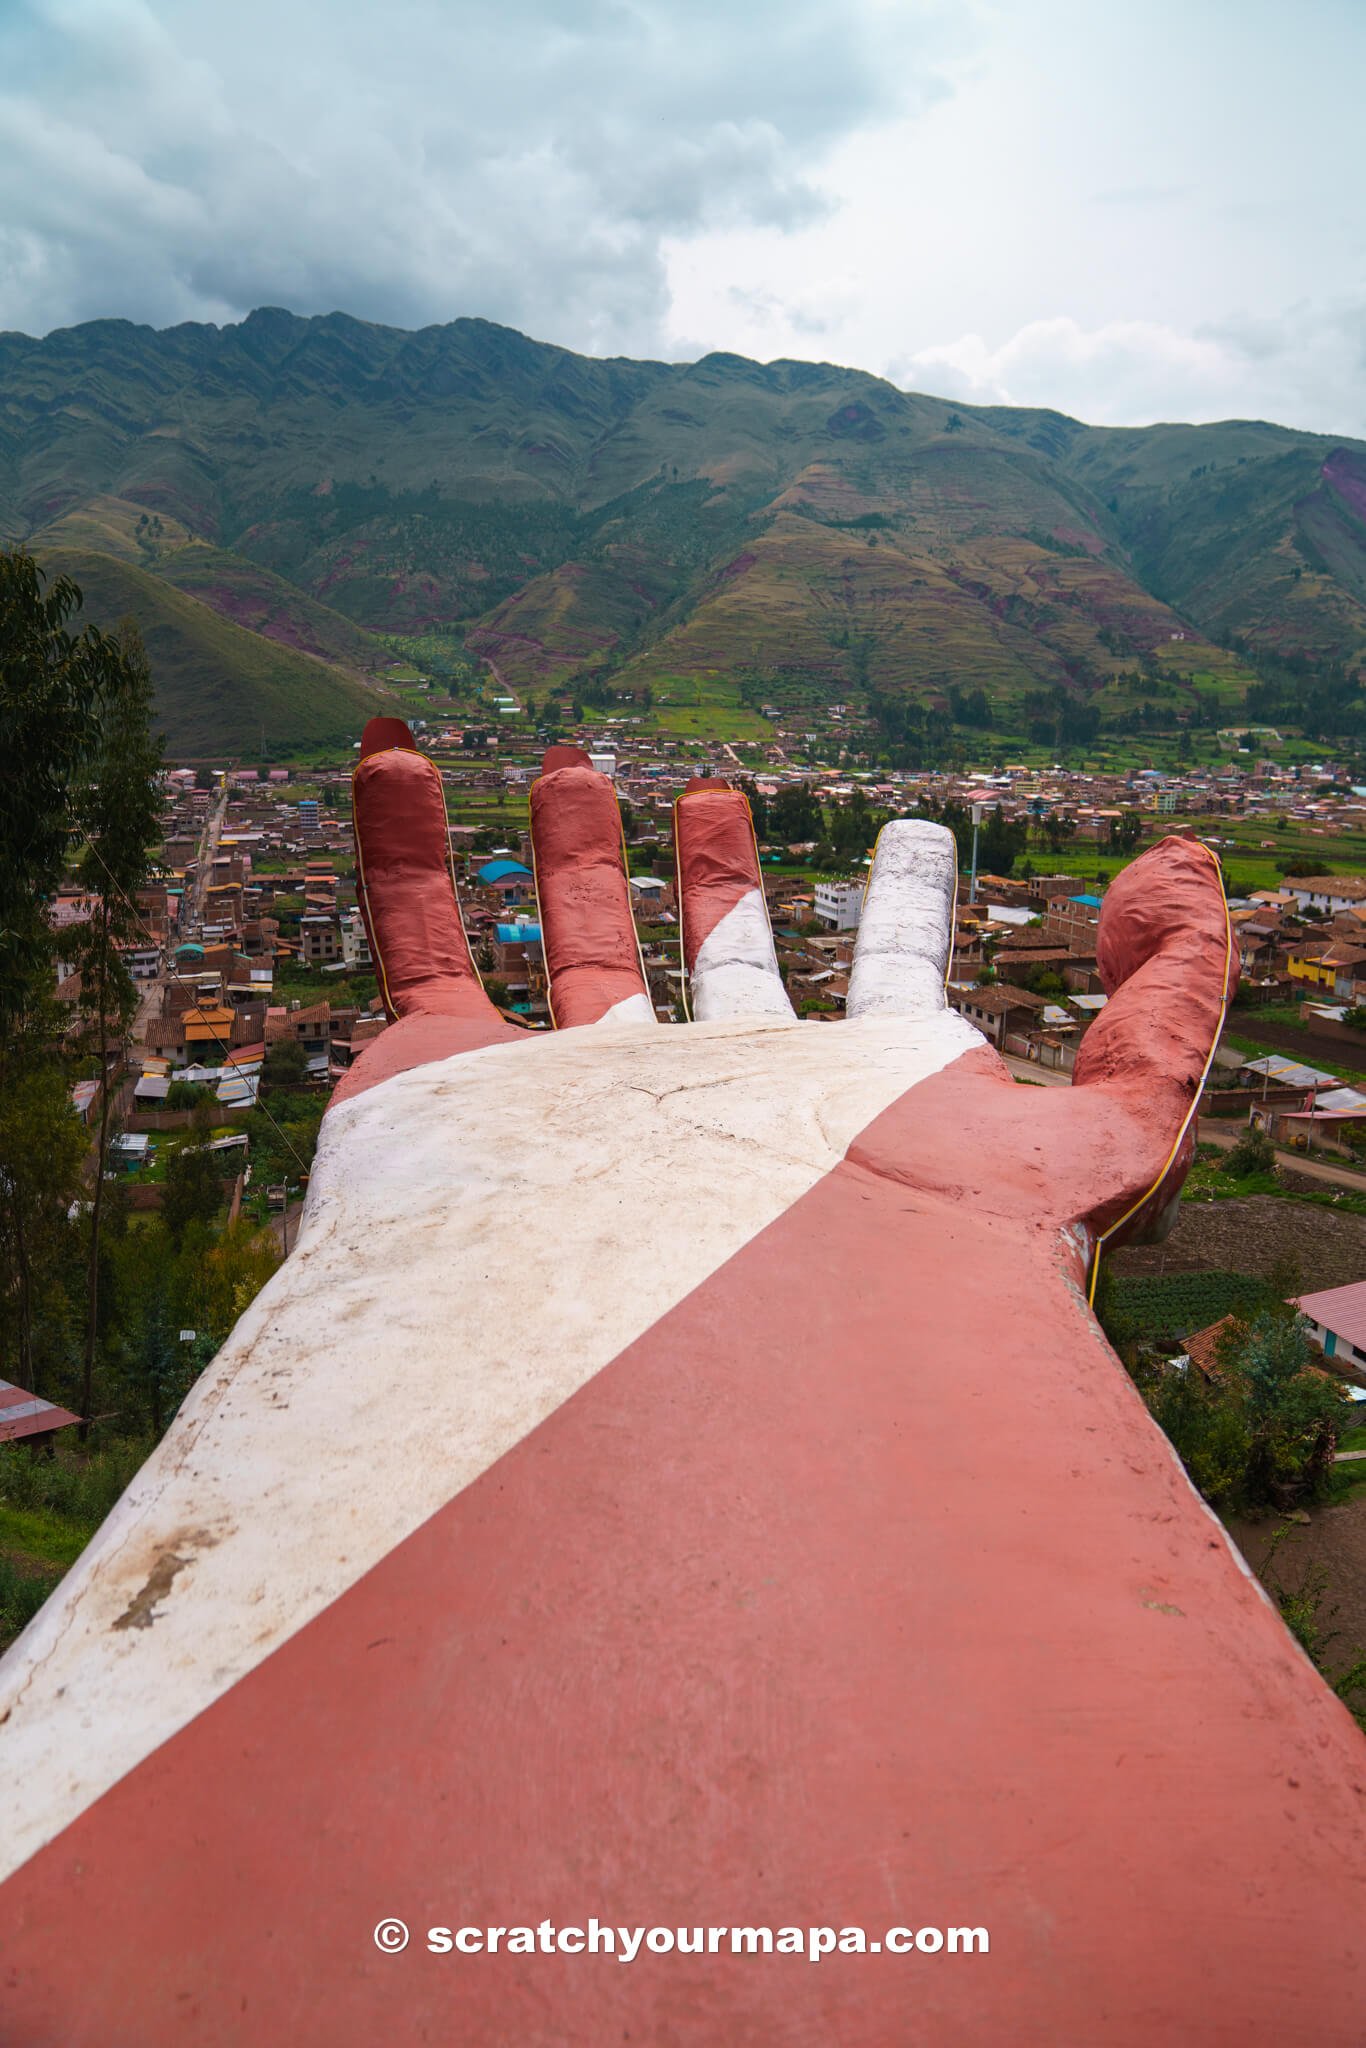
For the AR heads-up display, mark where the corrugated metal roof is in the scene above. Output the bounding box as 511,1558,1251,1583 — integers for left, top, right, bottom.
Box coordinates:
0,1381,80,1442
1298,1282,1366,1352
1239,1054,1340,1088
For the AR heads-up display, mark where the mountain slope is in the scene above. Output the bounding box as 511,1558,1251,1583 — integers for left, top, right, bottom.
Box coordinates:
42,548,391,754
4,309,1366,747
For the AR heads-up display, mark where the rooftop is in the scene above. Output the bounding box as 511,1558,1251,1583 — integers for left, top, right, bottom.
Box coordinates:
1298,1282,1366,1351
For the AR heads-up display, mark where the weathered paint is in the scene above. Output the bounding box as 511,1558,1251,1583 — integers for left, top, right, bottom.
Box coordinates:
3,1066,1365,2042
0,1009,982,1888
675,782,792,1021
846,818,956,1020
4,804,1362,2043
530,750,652,1028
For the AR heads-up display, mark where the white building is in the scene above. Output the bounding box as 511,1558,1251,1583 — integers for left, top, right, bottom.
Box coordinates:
813,879,864,931
342,911,373,972
1281,876,1366,915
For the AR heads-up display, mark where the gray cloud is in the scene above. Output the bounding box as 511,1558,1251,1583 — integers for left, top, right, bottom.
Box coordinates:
0,0,952,350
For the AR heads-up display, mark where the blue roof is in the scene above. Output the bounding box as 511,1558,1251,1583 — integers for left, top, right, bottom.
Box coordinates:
496,923,541,944
1071,893,1103,907
478,860,532,883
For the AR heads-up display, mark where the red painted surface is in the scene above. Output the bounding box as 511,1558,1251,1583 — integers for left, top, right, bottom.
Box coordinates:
4,1095,1364,2044
674,782,770,966
331,1010,520,1107
351,721,494,1025
7,792,1359,2041
529,749,649,1025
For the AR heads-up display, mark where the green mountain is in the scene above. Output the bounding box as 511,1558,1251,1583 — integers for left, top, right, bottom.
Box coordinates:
41,547,390,755
4,308,1365,751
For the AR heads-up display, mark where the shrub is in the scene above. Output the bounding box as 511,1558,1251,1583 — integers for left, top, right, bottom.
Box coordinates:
1138,1310,1345,1511
1225,1126,1276,1178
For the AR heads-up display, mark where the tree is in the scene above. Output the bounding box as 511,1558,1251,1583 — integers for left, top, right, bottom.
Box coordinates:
0,1065,86,1395
739,777,770,838
770,782,823,844
162,1134,224,1248
263,1036,308,1091
0,551,108,1052
1143,1307,1345,1511
71,623,163,1436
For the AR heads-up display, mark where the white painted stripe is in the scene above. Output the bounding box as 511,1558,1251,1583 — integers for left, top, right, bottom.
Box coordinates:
0,1009,981,1883
690,888,794,1022
847,821,957,1020
593,991,655,1026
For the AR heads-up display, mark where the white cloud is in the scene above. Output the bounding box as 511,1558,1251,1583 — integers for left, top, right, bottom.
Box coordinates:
0,0,956,352
892,306,1366,437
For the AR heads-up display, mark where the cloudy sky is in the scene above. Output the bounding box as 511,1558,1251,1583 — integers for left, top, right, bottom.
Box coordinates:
1,0,1362,433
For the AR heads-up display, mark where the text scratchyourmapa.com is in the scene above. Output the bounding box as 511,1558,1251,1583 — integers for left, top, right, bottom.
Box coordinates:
374,1921,989,1964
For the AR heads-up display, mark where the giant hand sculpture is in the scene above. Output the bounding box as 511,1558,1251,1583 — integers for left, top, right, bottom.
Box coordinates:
3,718,1365,2046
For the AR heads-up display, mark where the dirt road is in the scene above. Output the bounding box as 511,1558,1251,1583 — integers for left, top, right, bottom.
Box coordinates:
1199,1122,1366,1194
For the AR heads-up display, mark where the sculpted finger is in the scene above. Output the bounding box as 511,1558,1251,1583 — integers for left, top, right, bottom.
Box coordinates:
344,718,519,1101
846,819,956,1020
1073,833,1236,1257
674,780,794,1022
530,747,653,1028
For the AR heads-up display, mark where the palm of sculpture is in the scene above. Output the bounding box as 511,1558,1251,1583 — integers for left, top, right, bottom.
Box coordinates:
2,718,1364,2048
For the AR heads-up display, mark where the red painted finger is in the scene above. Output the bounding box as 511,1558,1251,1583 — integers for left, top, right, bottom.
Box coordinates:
1073,833,1236,1256
530,748,653,1027
674,780,792,1021
352,717,506,1038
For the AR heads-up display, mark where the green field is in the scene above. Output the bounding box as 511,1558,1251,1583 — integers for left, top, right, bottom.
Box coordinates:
644,673,773,742
1107,1270,1274,1341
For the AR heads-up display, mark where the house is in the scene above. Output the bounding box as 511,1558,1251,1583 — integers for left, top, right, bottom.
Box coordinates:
1286,942,1336,991
1040,895,1103,949
1297,1282,1366,1374
342,911,372,972
948,983,1049,1049
181,1003,236,1060
813,879,864,931
300,914,342,966
1282,876,1366,916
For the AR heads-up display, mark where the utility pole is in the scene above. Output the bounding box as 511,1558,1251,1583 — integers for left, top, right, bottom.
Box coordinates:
970,802,985,905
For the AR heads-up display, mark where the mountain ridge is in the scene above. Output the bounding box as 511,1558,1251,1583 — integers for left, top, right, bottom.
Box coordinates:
4,308,1365,752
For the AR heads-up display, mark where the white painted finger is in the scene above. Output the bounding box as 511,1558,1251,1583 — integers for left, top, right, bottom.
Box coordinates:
846,819,957,1020
675,783,796,1023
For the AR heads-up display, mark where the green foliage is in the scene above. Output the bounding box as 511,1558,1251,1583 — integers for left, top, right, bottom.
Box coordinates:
0,1553,56,1644
0,1062,87,1397
1103,1270,1272,1346
0,550,108,1044
0,1436,151,1530
45,547,387,754
165,1079,211,1109
767,782,823,844
6,316,1366,753
1137,1309,1344,1511
1258,1529,1366,1730
262,1036,308,1090
162,1137,224,1246
1225,1126,1277,1178
1142,1362,1254,1505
